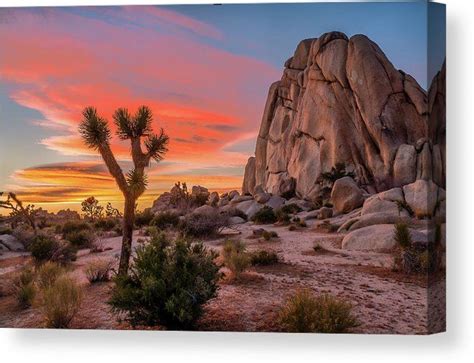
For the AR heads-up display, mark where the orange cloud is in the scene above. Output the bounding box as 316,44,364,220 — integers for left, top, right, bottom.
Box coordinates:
8,161,243,212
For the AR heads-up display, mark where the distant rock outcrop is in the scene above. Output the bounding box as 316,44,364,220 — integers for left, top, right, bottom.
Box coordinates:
242,31,446,201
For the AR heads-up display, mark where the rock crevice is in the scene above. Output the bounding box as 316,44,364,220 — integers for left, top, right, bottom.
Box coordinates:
243,32,446,199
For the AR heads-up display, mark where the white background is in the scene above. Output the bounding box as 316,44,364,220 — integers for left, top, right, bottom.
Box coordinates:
1,0,473,362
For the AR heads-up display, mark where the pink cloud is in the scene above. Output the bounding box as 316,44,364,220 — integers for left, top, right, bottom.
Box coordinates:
0,6,279,198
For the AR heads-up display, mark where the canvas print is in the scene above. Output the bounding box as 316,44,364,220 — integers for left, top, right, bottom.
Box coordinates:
0,2,445,334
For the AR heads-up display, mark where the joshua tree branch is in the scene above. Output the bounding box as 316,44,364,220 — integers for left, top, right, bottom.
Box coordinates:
98,144,129,196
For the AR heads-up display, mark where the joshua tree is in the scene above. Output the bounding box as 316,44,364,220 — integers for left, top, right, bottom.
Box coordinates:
79,106,169,275
81,196,104,221
0,192,37,233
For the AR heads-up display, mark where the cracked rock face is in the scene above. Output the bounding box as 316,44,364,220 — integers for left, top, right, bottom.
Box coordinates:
243,32,446,200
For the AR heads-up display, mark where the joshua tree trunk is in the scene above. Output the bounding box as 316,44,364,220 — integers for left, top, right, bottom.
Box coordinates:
79,106,169,276
118,194,136,275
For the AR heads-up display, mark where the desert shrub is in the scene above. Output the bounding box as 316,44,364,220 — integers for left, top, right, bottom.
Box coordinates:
94,218,119,231
13,269,36,308
262,230,278,241
109,232,220,329
135,209,154,227
288,225,297,231
61,220,91,237
279,290,358,333
64,229,96,248
41,276,83,328
250,250,279,266
0,226,12,235
392,223,432,274
29,235,76,264
298,219,307,228
85,259,114,283
222,239,250,278
36,262,64,290
113,224,123,236
394,223,412,249
280,203,302,214
178,211,229,237
29,234,57,262
275,209,291,224
251,206,277,225
151,211,180,229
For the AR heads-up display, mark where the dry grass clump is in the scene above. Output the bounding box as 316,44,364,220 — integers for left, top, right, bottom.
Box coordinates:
222,239,250,279
250,250,279,266
41,276,83,328
13,268,36,308
36,261,65,290
279,289,359,333
85,259,114,283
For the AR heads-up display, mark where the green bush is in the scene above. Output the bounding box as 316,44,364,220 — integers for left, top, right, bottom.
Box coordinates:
279,290,359,333
275,209,291,224
250,250,279,266
94,218,119,231
109,232,220,329
262,230,278,241
151,211,180,229
135,209,154,227
178,211,229,237
222,239,250,278
41,276,83,328
0,226,12,235
64,230,96,248
28,234,77,264
29,235,57,262
251,206,277,225
61,220,91,237
13,269,36,308
280,203,302,214
85,259,114,283
394,223,412,249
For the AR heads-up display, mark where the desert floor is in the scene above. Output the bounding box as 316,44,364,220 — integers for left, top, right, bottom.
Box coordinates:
0,218,445,334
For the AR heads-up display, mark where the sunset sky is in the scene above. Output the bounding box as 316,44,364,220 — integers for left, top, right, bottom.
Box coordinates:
0,2,445,212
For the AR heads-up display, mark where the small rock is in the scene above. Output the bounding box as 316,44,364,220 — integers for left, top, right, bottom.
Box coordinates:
254,192,271,204
403,180,439,218
208,192,219,206
192,205,216,215
331,177,364,214
229,216,246,225
265,195,286,210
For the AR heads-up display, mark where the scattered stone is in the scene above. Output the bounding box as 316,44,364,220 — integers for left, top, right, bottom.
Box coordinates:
0,234,24,252
348,213,412,231
208,192,219,206
254,192,271,204
192,205,216,215
265,195,286,210
331,177,364,214
228,216,246,225
229,190,240,199
403,180,439,218
342,224,430,252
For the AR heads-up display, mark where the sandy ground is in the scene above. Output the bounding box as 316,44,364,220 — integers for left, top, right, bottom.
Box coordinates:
0,220,445,334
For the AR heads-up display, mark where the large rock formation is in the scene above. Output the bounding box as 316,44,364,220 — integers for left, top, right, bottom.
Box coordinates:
243,32,446,200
